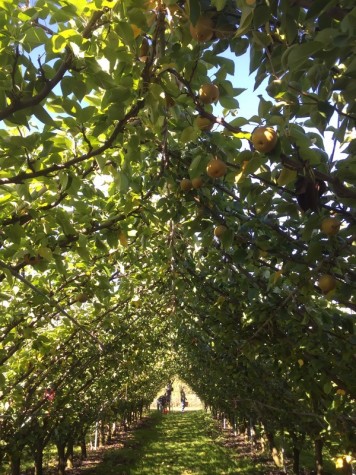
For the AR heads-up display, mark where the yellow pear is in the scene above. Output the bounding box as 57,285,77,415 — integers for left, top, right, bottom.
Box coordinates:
214,225,227,238
180,178,193,191
251,126,278,153
191,177,204,189
318,274,336,294
206,157,227,178
199,84,220,104
190,16,214,42
321,217,340,236
76,292,88,303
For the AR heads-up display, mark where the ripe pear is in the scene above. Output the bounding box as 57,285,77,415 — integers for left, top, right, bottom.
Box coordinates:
76,292,88,303
251,126,278,153
206,157,227,178
199,84,220,104
190,16,214,42
191,177,204,189
321,217,340,236
180,178,193,191
318,274,336,294
194,115,214,131
214,225,227,238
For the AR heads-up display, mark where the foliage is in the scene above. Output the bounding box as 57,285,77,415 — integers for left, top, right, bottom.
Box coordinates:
0,0,355,472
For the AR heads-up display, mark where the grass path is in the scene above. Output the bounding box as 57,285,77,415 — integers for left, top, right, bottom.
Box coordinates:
74,410,340,475
130,410,239,474
82,410,247,475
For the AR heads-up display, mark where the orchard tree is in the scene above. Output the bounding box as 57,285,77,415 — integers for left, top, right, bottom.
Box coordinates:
0,0,355,474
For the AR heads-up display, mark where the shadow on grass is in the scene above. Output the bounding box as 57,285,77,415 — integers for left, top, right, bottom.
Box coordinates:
79,410,268,475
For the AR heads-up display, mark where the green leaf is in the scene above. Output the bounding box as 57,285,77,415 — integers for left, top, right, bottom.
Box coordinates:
219,96,239,109
189,0,201,25
212,0,227,11
23,27,49,51
323,381,333,395
32,105,58,128
181,126,200,143
253,4,271,28
55,210,77,236
235,7,254,38
118,173,130,194
51,34,67,53
243,155,267,174
228,117,249,128
285,42,324,71
305,0,338,20
277,167,297,186
116,21,135,45
3,268,13,286
189,155,203,177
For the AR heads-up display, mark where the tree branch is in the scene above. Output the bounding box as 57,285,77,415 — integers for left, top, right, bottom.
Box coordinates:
0,47,73,122
0,10,106,123
0,99,145,184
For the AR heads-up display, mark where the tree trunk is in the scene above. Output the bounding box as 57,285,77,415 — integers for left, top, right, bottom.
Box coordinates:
31,435,47,475
314,438,324,475
290,431,305,475
10,452,21,475
342,459,352,475
107,421,112,444
292,446,300,475
80,436,87,460
99,421,106,446
56,441,67,475
265,431,284,468
34,447,44,475
66,440,74,469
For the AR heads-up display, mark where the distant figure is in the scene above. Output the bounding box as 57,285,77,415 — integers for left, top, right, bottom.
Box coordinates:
157,394,166,412
180,387,186,412
165,380,173,410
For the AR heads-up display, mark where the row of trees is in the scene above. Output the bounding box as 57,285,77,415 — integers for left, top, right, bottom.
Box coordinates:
0,0,355,474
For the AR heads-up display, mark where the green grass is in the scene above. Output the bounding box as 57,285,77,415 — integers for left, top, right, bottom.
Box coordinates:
85,410,270,475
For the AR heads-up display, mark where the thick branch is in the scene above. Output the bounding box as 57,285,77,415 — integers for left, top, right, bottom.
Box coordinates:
0,10,105,123
0,47,73,122
281,155,356,200
0,99,145,185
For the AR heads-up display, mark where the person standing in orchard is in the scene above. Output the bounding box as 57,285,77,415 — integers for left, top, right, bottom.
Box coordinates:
180,387,187,412
165,380,173,410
